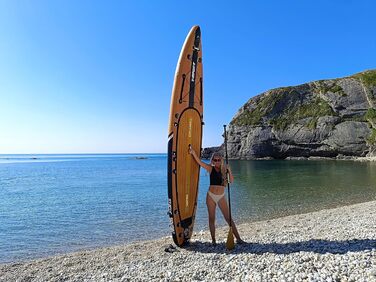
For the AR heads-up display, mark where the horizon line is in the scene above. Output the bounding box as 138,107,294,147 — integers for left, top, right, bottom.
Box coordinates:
0,152,168,155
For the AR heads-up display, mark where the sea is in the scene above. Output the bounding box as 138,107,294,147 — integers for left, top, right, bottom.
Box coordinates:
1,154,375,263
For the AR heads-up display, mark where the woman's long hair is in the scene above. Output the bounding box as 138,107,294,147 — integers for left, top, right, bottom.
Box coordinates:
210,152,228,186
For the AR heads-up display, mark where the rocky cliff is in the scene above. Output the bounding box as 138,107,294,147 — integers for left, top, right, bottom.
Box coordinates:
224,70,376,159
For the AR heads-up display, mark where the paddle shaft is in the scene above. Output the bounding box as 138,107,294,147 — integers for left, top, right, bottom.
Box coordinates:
223,125,232,228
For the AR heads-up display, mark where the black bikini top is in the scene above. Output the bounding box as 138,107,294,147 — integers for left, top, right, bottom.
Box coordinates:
210,168,223,186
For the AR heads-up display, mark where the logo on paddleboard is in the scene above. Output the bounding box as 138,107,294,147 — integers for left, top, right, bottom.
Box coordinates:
188,118,192,138
191,62,196,82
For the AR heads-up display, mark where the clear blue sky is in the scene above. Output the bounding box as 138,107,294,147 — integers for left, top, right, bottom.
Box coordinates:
1,0,375,153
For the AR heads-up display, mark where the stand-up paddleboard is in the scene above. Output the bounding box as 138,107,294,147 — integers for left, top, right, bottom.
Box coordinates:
167,26,203,247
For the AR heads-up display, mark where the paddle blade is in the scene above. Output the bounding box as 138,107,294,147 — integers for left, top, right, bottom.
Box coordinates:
226,227,235,250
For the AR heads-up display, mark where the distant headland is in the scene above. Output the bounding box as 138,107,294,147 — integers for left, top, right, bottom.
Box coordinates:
204,70,376,160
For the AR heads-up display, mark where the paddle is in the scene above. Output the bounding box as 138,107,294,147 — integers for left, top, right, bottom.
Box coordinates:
224,124,235,250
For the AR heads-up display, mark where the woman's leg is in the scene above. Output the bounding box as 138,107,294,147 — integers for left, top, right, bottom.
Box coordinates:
217,197,242,241
206,192,217,244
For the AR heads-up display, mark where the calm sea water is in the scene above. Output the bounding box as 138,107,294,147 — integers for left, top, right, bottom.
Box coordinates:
0,154,375,263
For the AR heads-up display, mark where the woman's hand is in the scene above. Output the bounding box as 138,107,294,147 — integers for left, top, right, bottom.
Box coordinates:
189,145,196,156
189,146,211,173
226,165,234,183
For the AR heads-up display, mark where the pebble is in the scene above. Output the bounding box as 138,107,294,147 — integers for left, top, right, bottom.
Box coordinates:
1,201,376,282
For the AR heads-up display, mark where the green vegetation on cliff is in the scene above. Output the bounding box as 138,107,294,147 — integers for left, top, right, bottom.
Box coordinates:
353,70,376,88
365,108,376,123
232,89,336,130
270,97,335,130
367,128,376,145
231,90,285,126
353,71,376,105
315,81,346,96
366,109,376,143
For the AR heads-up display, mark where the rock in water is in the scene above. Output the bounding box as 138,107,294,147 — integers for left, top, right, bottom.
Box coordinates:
226,70,376,159
201,146,222,159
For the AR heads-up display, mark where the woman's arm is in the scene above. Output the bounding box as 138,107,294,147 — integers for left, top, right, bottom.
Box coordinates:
189,146,212,173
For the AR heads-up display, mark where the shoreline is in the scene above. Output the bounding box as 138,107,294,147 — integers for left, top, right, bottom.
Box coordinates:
1,201,375,281
201,146,376,162
235,156,376,161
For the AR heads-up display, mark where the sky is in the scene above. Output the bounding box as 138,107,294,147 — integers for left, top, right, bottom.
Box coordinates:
1,0,375,154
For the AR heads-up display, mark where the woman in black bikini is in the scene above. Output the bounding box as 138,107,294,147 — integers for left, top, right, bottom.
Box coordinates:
189,148,244,245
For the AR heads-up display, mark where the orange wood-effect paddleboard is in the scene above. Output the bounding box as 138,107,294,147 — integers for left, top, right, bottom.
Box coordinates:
167,26,203,247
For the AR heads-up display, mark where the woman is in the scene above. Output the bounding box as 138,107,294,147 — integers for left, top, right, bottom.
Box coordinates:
189,148,244,245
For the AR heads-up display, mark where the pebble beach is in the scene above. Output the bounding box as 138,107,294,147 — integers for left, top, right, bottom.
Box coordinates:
1,201,375,282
